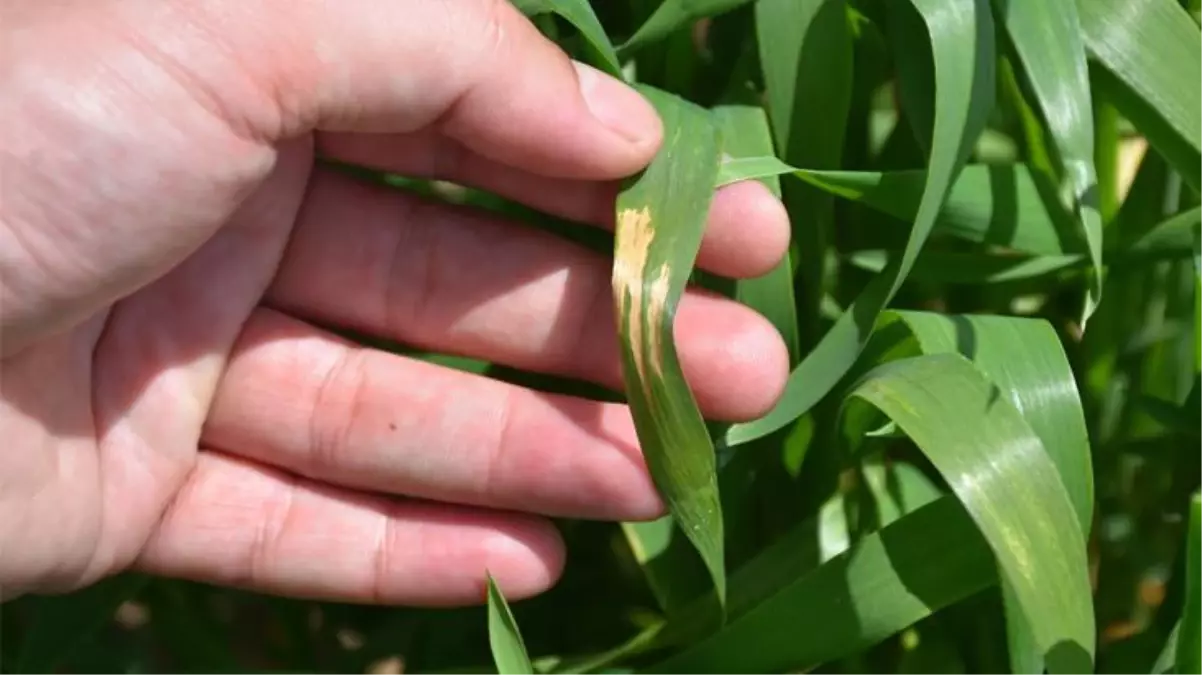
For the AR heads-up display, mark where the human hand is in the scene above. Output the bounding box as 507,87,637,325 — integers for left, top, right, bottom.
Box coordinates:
0,0,790,606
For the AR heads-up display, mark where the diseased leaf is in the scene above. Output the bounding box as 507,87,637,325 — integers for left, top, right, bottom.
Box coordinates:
613,85,727,611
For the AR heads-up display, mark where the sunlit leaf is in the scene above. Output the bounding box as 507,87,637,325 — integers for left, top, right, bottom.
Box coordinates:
722,0,998,448
993,0,1104,325
1078,0,1202,191
843,354,1095,673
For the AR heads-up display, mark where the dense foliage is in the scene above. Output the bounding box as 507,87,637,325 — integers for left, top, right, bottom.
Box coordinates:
4,0,1200,673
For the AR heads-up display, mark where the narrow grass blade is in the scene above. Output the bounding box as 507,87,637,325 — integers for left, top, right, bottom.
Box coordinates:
1152,621,1183,674
1078,0,1202,191
848,250,1083,284
612,86,726,610
717,160,1080,256
13,573,150,673
487,573,534,675
845,354,1095,673
1195,233,1201,375
617,0,752,55
1182,492,1202,675
511,0,622,77
994,0,1104,325
720,0,998,449
710,104,800,363
756,0,852,349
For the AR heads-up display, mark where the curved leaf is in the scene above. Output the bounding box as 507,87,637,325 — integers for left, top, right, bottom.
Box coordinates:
843,354,1095,673
511,0,622,77
617,0,752,55
723,0,997,448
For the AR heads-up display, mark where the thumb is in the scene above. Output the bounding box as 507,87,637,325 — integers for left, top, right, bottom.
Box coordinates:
230,0,664,180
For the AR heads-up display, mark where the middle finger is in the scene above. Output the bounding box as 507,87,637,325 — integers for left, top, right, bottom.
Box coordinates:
265,167,790,423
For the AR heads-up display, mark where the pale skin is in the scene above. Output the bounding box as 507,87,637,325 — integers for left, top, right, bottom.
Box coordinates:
0,0,791,606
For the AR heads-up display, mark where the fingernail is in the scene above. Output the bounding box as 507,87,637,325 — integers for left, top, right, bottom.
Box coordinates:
573,61,661,145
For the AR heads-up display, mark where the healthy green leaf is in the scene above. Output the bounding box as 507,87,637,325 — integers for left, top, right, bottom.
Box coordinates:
844,354,1095,673
1152,621,1183,675
884,310,1095,672
883,311,1094,530
710,104,801,364
617,0,752,56
717,0,997,450
649,496,996,673
993,0,1104,325
613,85,727,610
487,572,534,675
716,160,1079,256
510,0,623,77
756,0,852,349
848,249,1083,284
1078,0,1202,191
13,573,151,673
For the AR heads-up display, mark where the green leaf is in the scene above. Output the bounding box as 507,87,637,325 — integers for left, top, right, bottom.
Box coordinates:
884,311,1094,530
756,0,853,349
1182,491,1202,675
718,160,1085,257
1078,0,1202,191
883,311,1095,673
710,104,800,364
648,496,996,673
613,85,726,611
487,572,534,675
844,354,1095,673
13,573,150,673
718,0,999,449
993,0,1104,325
847,249,1084,284
1153,621,1183,675
617,0,753,55
510,0,623,77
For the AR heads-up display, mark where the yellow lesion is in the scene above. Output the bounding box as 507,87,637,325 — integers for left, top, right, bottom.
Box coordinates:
613,207,672,396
